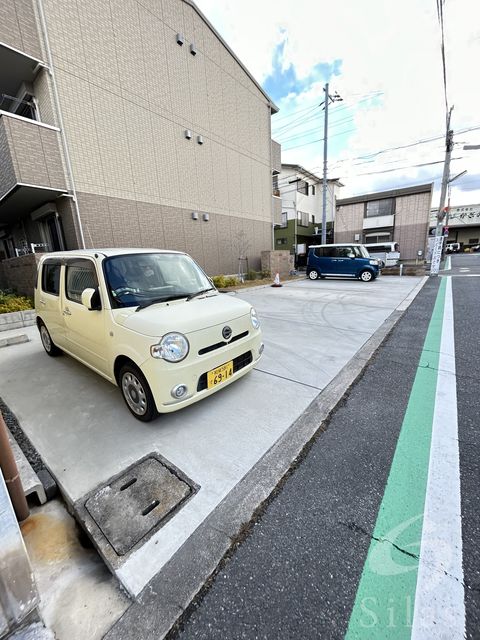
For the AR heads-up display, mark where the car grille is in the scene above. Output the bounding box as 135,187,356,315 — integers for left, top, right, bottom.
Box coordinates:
198,331,249,356
197,351,253,392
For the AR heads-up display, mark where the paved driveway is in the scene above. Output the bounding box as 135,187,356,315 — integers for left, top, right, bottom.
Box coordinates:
0,275,424,596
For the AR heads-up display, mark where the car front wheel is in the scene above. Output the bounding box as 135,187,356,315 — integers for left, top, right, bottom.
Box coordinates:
359,270,374,282
119,363,158,422
308,270,319,280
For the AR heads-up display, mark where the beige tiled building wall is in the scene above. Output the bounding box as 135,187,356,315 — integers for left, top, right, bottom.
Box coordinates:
0,0,43,61
36,0,275,274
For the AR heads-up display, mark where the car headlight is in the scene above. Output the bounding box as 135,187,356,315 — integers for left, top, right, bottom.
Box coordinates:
250,307,260,329
369,259,379,266
151,333,189,362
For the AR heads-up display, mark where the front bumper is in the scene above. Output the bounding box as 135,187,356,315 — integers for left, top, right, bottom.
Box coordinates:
140,331,263,413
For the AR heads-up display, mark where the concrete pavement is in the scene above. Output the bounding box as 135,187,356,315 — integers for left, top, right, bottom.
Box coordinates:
0,275,426,637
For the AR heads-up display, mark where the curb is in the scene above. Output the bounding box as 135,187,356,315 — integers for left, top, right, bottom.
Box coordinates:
0,310,36,333
105,276,429,640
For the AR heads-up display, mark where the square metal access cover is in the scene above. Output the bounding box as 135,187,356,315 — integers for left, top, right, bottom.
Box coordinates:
85,456,194,555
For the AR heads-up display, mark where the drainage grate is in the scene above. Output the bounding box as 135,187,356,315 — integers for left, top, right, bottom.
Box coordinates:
84,457,194,555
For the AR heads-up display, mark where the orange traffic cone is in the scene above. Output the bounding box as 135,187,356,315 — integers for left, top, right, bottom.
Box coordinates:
271,272,283,287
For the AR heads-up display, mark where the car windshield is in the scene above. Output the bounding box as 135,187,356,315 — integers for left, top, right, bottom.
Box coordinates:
358,246,370,258
104,253,215,308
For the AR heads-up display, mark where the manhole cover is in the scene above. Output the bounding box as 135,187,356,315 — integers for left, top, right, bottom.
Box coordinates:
85,457,194,555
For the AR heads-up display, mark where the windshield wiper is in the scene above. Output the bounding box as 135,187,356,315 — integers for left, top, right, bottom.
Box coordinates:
186,287,216,301
135,294,189,311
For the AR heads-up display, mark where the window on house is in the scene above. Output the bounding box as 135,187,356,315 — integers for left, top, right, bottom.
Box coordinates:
281,212,288,228
297,180,308,195
312,185,316,196
276,238,287,245
298,211,309,227
365,198,394,218
469,238,479,244
364,232,392,244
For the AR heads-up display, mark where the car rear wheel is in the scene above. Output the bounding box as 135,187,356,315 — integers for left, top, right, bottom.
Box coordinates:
119,363,158,422
359,269,374,282
308,270,319,280
39,321,62,357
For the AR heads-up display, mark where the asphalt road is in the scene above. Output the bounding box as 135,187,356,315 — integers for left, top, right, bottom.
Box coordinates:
169,256,479,639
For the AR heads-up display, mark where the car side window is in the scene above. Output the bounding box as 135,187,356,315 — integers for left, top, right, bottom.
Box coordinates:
42,263,61,295
336,247,351,258
66,259,99,304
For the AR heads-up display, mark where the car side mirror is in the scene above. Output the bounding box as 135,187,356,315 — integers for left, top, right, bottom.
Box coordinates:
348,253,355,259
81,287,101,311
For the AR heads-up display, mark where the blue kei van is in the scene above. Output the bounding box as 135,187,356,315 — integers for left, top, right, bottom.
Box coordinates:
306,244,380,282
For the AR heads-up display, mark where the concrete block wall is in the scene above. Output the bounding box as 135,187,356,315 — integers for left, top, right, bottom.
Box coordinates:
1,253,40,296
261,250,293,279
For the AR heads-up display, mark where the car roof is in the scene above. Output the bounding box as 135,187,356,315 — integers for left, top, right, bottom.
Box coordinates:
309,243,364,248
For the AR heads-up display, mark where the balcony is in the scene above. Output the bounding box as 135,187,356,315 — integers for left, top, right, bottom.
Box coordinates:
0,112,68,225
363,214,395,230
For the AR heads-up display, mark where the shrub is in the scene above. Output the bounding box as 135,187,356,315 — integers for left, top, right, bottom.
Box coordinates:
246,269,258,281
212,275,227,288
0,291,34,314
224,276,239,287
261,269,271,279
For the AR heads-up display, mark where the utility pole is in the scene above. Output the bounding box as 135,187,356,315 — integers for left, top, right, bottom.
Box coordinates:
431,107,454,276
321,84,342,244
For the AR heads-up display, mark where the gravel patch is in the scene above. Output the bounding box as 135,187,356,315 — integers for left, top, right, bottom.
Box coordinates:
0,397,45,473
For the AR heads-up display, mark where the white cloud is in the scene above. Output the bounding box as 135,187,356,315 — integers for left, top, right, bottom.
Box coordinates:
196,0,480,205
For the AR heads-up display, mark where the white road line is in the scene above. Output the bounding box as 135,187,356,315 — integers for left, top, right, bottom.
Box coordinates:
411,277,466,639
445,255,452,270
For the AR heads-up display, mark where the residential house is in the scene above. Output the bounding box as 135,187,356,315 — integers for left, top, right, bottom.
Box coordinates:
335,183,434,261
273,163,343,265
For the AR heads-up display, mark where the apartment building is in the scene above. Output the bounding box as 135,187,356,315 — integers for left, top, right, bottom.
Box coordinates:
0,0,279,292
335,183,434,261
273,163,343,264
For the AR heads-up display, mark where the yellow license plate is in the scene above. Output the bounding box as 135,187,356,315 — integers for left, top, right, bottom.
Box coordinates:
207,361,234,389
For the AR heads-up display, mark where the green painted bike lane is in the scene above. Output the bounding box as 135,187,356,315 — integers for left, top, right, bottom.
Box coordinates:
345,277,447,638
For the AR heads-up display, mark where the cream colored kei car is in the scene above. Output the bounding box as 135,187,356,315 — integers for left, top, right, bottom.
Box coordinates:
34,249,263,421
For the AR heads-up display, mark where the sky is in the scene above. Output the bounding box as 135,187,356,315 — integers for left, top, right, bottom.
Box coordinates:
196,0,480,207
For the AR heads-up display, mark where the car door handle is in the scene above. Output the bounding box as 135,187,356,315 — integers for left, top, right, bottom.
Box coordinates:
62,308,72,316
39,299,46,305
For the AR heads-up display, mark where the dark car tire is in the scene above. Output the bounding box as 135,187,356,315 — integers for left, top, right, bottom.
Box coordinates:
119,363,158,422
308,270,319,280
359,269,374,282
38,321,62,357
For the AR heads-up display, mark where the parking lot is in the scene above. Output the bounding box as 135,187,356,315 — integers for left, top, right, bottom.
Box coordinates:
0,275,425,598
